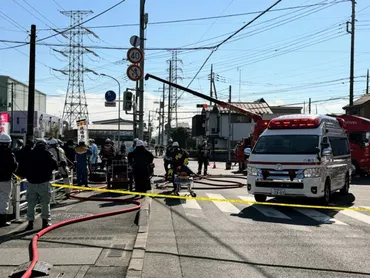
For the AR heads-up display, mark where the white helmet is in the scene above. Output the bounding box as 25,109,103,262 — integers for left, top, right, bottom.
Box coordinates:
0,134,12,143
48,138,58,145
172,142,179,147
136,140,144,147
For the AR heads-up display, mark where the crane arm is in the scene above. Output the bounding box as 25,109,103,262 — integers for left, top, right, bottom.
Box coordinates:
145,74,263,122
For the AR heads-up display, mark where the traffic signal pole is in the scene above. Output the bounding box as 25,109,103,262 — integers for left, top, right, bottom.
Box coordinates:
138,0,146,139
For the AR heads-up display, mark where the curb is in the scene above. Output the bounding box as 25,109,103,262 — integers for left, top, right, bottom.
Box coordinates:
126,195,151,278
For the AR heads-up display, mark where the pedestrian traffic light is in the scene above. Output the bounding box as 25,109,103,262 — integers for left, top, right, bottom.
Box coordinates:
123,90,133,111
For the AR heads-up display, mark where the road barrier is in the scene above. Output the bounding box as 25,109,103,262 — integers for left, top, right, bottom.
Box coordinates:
12,170,74,222
48,183,370,212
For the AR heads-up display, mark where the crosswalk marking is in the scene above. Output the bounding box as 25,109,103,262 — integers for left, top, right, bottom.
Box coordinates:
181,199,202,210
294,208,348,225
339,209,370,225
238,196,292,220
205,193,240,214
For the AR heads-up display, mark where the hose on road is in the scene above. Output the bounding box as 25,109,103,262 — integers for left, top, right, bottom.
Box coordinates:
21,185,141,278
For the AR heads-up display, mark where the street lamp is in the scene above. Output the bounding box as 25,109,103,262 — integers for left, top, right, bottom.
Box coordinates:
100,73,121,149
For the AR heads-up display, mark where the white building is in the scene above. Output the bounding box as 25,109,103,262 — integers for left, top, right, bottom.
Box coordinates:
196,99,302,149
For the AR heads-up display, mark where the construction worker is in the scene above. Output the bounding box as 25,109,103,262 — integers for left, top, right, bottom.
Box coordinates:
197,140,211,175
25,139,58,230
0,134,18,226
88,139,98,173
128,140,154,194
15,139,33,179
164,139,173,180
75,140,92,187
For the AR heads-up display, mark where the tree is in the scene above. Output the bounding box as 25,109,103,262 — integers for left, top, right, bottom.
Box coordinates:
171,127,190,148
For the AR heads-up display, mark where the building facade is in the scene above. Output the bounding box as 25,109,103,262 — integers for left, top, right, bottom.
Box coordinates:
192,99,302,149
343,94,370,118
0,75,46,113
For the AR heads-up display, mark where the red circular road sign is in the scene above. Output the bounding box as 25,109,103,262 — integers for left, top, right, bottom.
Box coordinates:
126,64,143,81
127,47,144,64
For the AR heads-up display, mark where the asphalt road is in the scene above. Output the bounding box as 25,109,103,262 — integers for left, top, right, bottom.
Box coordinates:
0,186,139,278
143,158,370,278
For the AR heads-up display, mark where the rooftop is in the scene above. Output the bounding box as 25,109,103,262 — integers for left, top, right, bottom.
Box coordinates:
204,102,273,115
0,75,46,96
343,94,370,109
92,118,134,125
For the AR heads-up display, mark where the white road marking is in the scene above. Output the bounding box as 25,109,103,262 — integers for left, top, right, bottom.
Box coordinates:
181,199,202,210
339,208,370,225
238,196,291,220
206,193,241,214
295,208,348,225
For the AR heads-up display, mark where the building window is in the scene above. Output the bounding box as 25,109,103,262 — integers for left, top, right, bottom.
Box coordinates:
16,117,19,124
231,114,251,123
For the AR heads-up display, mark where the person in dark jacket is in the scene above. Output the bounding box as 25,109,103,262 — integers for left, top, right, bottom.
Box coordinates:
15,139,34,178
0,134,18,226
128,140,154,194
197,140,211,175
25,139,58,230
63,139,76,168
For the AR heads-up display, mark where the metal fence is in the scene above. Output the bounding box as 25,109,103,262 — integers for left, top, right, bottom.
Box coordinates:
11,169,74,223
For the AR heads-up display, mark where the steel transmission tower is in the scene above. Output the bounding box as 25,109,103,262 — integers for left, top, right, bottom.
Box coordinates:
166,51,183,127
61,10,93,127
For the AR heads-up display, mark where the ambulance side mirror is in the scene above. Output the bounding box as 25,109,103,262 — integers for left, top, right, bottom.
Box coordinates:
244,147,252,157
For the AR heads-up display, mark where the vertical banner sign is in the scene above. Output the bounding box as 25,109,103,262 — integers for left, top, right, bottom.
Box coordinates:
76,119,89,144
0,112,10,135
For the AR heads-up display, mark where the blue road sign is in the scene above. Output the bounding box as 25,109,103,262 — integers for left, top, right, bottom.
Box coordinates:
105,90,116,102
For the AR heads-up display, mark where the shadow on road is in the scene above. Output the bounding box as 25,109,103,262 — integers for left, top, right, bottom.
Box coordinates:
232,192,356,227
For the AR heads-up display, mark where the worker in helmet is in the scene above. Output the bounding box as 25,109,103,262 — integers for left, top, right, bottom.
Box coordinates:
197,140,211,176
168,142,191,181
48,138,70,194
63,139,76,168
100,138,115,169
25,139,58,230
164,139,174,180
128,140,154,194
128,138,139,154
0,134,18,226
75,140,92,187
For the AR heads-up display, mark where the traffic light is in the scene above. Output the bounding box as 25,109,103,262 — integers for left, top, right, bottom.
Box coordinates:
123,90,133,111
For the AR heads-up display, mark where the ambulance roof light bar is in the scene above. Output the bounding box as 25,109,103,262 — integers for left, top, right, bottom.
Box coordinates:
268,115,321,129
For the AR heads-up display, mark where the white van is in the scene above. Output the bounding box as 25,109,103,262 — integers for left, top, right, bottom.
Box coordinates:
246,114,352,204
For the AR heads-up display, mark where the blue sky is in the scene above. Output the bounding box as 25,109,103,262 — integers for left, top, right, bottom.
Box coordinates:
0,0,370,126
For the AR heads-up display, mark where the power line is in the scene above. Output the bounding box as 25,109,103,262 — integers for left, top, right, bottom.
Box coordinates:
0,0,127,50
36,1,348,31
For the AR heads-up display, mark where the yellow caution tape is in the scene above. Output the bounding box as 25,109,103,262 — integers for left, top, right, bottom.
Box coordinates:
48,183,370,212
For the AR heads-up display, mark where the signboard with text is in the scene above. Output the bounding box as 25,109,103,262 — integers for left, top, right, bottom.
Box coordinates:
76,119,89,144
0,112,10,135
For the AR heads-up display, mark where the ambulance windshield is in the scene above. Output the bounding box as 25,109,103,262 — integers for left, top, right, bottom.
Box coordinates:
253,135,319,155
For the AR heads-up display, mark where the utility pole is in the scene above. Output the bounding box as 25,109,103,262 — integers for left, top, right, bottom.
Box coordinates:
209,64,213,106
228,85,232,162
308,98,311,114
347,0,356,108
27,24,36,141
366,69,369,94
303,101,305,114
138,0,146,139
167,60,172,142
162,83,165,145
9,83,14,134
133,82,138,139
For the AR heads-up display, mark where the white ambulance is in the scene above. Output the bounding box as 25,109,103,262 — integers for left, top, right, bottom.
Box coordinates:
246,114,352,204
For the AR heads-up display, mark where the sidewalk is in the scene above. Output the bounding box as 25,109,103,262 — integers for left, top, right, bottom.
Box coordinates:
0,186,142,278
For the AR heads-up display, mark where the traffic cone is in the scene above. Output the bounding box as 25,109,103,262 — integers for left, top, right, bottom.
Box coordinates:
213,162,216,169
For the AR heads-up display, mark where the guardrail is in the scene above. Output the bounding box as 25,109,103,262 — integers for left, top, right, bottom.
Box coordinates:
11,169,74,223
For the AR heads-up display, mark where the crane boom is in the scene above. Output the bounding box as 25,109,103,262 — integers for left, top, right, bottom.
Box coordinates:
145,74,263,122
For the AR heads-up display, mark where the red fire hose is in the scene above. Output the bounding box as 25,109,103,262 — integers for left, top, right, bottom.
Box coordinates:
21,185,142,278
